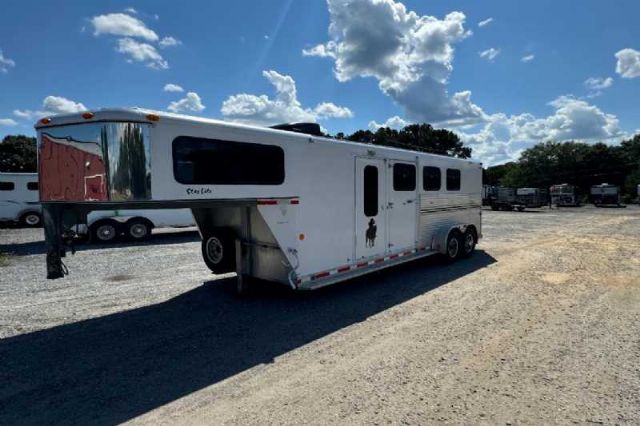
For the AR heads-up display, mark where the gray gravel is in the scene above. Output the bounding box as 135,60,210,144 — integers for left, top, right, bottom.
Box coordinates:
1,206,639,425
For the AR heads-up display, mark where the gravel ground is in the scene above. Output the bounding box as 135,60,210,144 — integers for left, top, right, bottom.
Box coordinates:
1,206,639,425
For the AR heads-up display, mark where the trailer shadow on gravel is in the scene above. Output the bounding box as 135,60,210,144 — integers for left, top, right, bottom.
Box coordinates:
0,229,201,257
0,251,495,425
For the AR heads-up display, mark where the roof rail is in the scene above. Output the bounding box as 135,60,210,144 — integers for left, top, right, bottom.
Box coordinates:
270,122,323,136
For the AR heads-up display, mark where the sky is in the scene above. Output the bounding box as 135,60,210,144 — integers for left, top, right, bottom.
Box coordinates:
0,0,639,165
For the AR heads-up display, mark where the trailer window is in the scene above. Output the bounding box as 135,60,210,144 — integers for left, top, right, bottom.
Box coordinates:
446,169,461,191
173,137,285,185
363,165,378,217
0,182,15,191
393,163,416,191
422,166,441,191
27,182,38,191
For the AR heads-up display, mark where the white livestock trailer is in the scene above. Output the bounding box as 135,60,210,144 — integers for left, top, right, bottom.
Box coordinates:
0,172,42,226
36,109,482,292
0,174,193,238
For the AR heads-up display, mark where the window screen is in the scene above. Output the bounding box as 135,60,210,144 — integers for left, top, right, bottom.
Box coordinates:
0,182,15,191
446,168,461,191
27,182,39,191
423,166,441,191
393,163,416,191
363,165,378,217
172,136,285,185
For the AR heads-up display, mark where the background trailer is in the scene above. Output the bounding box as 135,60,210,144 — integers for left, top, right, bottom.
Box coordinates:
36,109,482,292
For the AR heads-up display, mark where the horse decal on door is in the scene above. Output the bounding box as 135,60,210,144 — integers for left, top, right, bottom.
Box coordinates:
366,218,377,247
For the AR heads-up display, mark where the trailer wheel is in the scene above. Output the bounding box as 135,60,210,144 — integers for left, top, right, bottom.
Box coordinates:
126,218,152,241
91,219,120,243
517,206,525,212
445,230,463,261
20,211,42,227
202,229,236,274
461,229,477,258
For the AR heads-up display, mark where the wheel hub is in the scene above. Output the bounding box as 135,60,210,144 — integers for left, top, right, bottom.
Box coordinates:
130,224,147,238
98,225,116,240
206,237,224,264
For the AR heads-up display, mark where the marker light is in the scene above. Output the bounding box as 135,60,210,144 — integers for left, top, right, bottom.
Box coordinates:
82,112,94,119
146,114,160,122
40,118,51,124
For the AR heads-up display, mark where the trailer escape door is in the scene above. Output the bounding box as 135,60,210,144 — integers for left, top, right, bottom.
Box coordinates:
355,158,387,260
387,161,417,251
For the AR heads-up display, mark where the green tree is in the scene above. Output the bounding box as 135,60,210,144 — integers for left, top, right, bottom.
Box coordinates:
344,123,471,159
0,135,37,172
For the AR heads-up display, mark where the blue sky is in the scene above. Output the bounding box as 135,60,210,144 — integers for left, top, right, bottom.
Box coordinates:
1,0,639,164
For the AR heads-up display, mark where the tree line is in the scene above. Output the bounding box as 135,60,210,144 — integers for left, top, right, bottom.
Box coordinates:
483,136,640,200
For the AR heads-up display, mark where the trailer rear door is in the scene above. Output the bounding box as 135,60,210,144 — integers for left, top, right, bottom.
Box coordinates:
387,161,418,251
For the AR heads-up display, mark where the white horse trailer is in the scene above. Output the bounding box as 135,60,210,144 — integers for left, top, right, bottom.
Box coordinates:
0,173,193,237
0,172,42,226
36,109,482,291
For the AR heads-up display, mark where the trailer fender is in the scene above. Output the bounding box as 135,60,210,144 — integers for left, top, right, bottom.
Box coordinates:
431,224,469,255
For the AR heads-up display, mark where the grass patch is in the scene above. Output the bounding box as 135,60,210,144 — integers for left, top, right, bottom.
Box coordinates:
0,252,10,267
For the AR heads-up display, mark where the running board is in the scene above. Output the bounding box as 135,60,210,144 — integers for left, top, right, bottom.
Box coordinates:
297,248,438,291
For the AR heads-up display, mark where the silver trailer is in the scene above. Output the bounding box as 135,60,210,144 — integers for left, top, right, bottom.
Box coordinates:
591,184,620,207
550,184,580,207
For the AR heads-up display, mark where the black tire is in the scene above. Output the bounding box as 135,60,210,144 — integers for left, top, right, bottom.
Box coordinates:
91,219,120,243
461,228,477,258
517,206,525,212
490,204,498,211
201,228,236,274
125,218,152,241
445,230,463,262
20,211,42,227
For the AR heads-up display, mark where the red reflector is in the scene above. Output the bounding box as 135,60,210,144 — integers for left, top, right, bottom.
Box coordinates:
146,113,160,122
314,271,331,279
40,117,51,124
290,199,300,205
357,262,368,268
337,266,350,273
82,112,94,119
389,254,399,259
375,258,385,264
257,199,278,205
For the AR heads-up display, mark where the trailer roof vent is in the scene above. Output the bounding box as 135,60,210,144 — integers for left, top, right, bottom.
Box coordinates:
270,122,323,136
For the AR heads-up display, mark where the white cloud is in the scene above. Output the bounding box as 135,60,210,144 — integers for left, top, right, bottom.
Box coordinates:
116,38,168,69
0,49,16,73
124,7,137,14
159,36,181,48
584,77,613,91
584,76,613,97
368,115,409,130
478,18,493,28
42,96,87,114
521,54,535,63
163,83,184,93
91,13,159,41
615,48,640,79
313,102,354,119
0,118,17,126
13,96,87,120
303,0,484,127
479,48,500,61
221,70,353,125
168,92,205,113
458,96,622,165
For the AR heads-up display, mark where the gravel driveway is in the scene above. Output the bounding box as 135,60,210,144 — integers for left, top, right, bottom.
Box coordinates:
1,206,639,425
